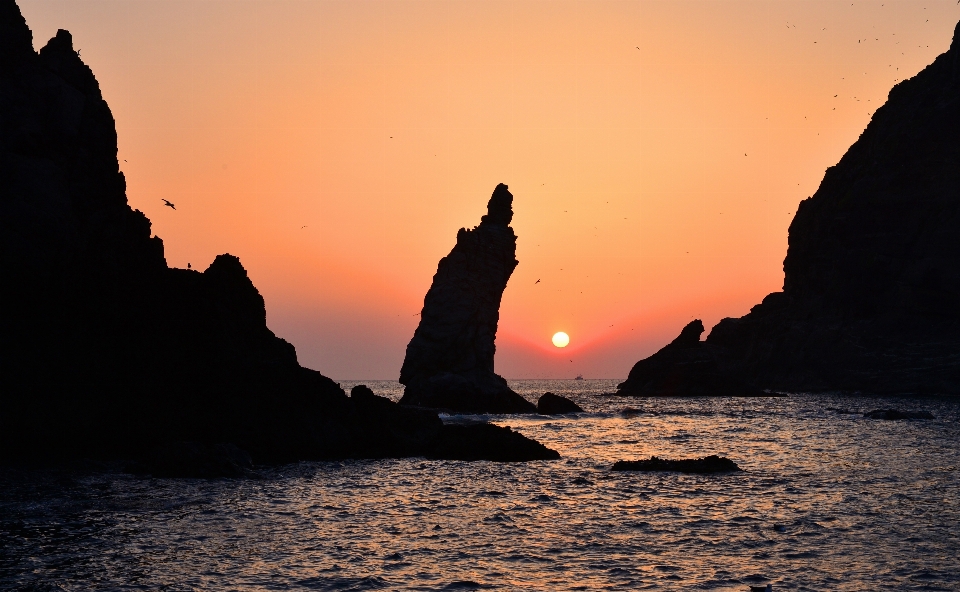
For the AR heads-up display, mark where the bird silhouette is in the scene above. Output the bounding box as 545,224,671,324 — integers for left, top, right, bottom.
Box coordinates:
535,279,541,284
162,199,176,210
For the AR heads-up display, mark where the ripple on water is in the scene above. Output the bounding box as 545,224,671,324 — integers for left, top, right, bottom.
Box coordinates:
1,383,959,591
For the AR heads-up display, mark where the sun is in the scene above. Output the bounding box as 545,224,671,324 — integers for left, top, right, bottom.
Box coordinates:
551,332,570,348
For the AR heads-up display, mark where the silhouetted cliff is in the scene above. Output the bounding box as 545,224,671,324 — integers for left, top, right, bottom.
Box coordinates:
399,184,536,413
619,20,960,396
0,1,556,467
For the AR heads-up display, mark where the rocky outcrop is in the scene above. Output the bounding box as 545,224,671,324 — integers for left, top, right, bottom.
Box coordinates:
137,442,256,479
426,423,559,462
350,386,557,461
619,20,960,397
862,409,934,420
0,1,555,468
617,320,764,396
398,184,536,414
537,393,584,414
612,455,742,473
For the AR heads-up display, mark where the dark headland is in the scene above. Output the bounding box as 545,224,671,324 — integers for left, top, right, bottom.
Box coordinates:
618,20,960,398
0,1,557,471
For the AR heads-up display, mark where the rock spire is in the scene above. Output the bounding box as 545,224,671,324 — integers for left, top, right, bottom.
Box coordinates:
399,184,536,413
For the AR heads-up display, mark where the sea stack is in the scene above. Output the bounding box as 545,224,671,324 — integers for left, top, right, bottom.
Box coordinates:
399,184,536,413
618,19,960,396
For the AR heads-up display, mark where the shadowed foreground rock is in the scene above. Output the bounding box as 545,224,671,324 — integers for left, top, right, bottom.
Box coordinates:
138,442,256,479
612,455,742,474
0,2,555,472
863,409,934,420
134,387,559,475
426,423,560,462
537,393,584,415
398,184,536,414
618,20,960,397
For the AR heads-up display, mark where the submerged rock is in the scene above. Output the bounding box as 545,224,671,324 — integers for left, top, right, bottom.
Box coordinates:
863,409,934,420
398,184,535,414
616,320,764,397
618,20,960,397
611,455,742,473
537,393,584,415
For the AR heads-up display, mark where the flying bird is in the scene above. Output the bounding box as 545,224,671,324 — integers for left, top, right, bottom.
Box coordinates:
162,199,176,210
535,279,540,284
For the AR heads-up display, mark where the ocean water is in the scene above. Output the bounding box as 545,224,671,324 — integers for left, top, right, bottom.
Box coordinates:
2,380,959,591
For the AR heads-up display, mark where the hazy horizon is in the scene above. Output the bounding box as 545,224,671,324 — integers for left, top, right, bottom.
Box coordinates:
17,0,960,380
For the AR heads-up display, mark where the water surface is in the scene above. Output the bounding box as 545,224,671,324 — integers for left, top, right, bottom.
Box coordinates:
2,380,958,591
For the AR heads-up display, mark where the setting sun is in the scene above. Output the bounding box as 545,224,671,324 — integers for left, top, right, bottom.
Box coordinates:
552,332,570,348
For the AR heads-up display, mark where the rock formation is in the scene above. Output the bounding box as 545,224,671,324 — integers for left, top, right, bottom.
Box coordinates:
536,393,584,415
619,20,960,397
398,184,536,413
0,1,556,469
862,409,934,421
611,455,742,474
617,320,763,396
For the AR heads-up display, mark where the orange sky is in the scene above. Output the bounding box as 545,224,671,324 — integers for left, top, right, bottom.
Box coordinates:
18,0,960,379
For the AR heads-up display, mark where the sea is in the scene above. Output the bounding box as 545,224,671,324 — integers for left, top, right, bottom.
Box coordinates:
2,380,959,591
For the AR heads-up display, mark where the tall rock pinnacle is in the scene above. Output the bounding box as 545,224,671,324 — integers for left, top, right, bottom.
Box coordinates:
399,184,536,413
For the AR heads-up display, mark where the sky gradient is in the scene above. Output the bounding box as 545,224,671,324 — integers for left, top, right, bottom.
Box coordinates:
18,0,960,379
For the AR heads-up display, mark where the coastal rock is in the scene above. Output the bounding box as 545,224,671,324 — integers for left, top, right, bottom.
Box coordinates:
426,423,560,462
142,442,254,479
863,409,934,420
618,20,960,397
398,184,536,414
616,321,764,397
0,2,556,466
537,393,584,414
348,385,444,457
612,455,742,473
348,386,559,462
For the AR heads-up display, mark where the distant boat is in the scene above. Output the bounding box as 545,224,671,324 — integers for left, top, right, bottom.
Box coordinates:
574,374,584,381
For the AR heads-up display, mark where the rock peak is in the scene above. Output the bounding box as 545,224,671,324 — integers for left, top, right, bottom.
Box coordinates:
47,28,73,51
480,183,513,226
669,320,705,349
0,0,33,67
